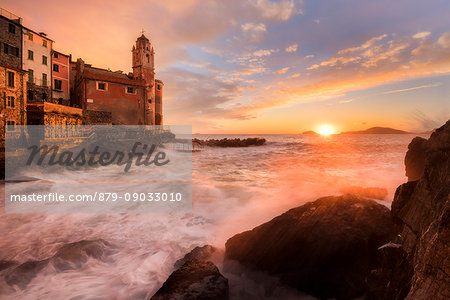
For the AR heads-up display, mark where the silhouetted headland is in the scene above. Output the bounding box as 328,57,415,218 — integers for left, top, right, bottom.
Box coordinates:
340,126,410,134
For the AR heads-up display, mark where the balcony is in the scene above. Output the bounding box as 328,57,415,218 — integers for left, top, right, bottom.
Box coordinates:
27,77,48,87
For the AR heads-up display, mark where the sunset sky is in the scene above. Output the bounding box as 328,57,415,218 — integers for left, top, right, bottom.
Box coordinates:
3,0,449,133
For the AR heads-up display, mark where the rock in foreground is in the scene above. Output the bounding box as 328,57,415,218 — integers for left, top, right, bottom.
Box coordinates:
174,245,218,269
339,186,388,200
225,195,395,299
384,119,450,299
151,259,229,300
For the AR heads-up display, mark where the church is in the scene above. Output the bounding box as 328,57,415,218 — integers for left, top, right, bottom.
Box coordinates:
70,34,163,125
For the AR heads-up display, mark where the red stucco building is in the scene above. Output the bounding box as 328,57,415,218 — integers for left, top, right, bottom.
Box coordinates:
71,34,163,125
52,50,70,106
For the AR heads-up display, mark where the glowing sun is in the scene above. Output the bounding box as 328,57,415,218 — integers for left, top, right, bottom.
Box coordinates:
317,125,335,136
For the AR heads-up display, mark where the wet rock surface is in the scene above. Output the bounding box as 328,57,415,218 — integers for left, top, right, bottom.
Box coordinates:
151,259,229,300
52,239,113,271
339,186,388,200
4,259,50,290
382,119,450,299
0,260,16,272
174,245,218,269
225,195,395,299
192,138,266,147
2,239,114,289
404,136,428,181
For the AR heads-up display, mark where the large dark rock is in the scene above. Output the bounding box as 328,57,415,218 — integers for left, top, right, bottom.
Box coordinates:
151,259,229,300
174,245,218,269
404,136,428,181
385,119,450,299
366,243,413,300
225,195,395,299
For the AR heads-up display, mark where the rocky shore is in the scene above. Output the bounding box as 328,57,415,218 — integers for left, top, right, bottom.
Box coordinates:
1,120,448,299
192,138,266,148
153,119,449,299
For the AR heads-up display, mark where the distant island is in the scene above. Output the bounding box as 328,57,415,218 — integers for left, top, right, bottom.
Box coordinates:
340,127,411,134
302,130,320,135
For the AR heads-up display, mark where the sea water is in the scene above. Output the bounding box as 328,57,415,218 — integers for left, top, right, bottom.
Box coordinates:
0,133,423,299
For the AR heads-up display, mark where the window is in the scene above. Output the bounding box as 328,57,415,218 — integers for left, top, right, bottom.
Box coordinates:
28,32,33,41
54,52,58,58
28,50,34,60
43,39,47,47
97,82,107,91
7,71,14,88
146,54,150,63
42,73,47,87
42,55,47,65
148,99,152,103
157,84,161,91
8,23,15,34
3,43,19,57
28,90,34,101
42,93,48,101
53,64,59,72
28,69,34,83
7,96,15,107
126,87,135,94
54,79,62,90
6,120,15,131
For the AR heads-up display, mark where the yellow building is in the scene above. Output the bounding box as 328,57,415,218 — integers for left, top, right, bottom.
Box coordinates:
0,65,27,144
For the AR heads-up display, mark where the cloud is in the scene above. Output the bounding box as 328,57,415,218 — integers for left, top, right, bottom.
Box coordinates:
241,22,267,42
382,83,442,94
273,67,290,74
313,19,320,24
413,31,431,39
289,73,301,78
285,44,298,53
304,54,314,59
307,64,319,70
411,110,448,131
234,31,450,115
250,0,302,21
338,34,388,54
253,48,278,57
161,67,255,125
438,32,450,48
233,66,267,76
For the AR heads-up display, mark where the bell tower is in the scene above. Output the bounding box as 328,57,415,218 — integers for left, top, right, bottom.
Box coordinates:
132,33,155,124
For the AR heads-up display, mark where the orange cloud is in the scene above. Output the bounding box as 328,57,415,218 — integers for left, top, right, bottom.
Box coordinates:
227,31,450,117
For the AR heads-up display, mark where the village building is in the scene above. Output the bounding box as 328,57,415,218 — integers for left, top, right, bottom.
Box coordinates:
155,79,163,125
51,50,70,106
71,34,163,125
0,9,27,144
1,7,163,131
22,27,53,103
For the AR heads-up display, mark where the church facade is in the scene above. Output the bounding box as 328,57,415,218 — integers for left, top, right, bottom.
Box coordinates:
71,34,163,125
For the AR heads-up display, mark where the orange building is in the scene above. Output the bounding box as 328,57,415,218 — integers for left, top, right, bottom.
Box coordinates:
71,34,163,125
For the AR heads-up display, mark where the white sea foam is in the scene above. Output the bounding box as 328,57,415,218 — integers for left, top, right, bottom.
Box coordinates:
0,134,419,299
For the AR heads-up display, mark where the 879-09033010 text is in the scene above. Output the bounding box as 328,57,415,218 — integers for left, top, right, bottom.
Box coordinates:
9,192,184,203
